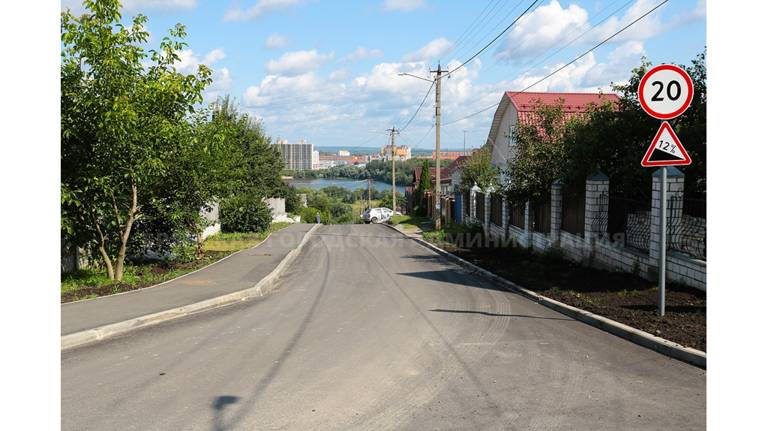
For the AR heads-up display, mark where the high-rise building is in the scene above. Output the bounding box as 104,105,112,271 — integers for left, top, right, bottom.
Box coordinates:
311,150,320,170
276,139,313,170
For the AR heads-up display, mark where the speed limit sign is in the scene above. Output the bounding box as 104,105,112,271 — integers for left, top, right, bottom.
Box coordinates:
638,64,694,120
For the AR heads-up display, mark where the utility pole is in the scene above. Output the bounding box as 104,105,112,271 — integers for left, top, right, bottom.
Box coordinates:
431,63,444,230
463,130,467,155
387,126,399,215
367,177,371,209
397,63,447,229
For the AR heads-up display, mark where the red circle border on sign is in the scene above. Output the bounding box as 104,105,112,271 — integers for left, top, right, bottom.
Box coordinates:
638,64,694,120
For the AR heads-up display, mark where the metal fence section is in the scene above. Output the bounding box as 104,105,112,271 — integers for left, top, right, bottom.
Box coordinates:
509,201,525,229
668,196,706,260
490,193,503,226
532,196,551,233
608,193,651,252
475,192,485,223
561,183,585,236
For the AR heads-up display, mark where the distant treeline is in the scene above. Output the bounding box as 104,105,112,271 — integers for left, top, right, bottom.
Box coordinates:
286,158,434,187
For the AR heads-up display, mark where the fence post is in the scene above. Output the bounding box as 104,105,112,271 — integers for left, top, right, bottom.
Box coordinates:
484,191,491,234
551,180,563,246
470,184,479,222
523,199,532,248
584,168,610,246
650,167,685,272
501,195,509,241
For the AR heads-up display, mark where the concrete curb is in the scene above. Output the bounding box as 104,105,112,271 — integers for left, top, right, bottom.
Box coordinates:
61,224,321,351
384,223,706,369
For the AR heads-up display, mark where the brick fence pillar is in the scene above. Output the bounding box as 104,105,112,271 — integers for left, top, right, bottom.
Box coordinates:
650,167,685,268
584,168,610,245
551,180,563,246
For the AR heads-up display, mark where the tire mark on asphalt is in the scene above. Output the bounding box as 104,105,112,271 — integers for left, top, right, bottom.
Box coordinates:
360,245,512,429
220,231,333,430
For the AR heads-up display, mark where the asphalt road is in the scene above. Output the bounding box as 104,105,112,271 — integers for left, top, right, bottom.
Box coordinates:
62,224,705,430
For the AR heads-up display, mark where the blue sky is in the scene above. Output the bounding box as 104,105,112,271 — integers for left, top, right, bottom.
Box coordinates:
61,0,706,150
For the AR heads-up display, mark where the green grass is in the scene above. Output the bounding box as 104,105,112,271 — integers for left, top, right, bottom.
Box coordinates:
61,261,209,295
389,214,432,233
203,222,292,252
61,222,293,301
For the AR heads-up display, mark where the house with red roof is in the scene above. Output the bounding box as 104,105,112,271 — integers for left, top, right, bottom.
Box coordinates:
485,91,619,171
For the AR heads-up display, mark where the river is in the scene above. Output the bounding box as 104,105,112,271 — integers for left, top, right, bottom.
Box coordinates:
289,178,406,194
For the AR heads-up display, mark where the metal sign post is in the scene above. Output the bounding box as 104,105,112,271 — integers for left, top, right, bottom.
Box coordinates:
637,63,694,316
658,166,667,316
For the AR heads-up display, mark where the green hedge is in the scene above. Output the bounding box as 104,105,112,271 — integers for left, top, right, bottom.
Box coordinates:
220,194,272,233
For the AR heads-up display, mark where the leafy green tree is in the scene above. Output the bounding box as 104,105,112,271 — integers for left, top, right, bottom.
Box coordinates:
380,191,405,210
460,144,498,192
418,159,432,191
61,0,211,280
219,193,272,233
562,51,706,196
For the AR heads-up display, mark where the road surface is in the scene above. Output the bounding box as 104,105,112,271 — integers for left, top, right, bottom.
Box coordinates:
62,224,705,430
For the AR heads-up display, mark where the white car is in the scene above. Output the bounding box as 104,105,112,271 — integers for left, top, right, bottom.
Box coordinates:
363,207,393,224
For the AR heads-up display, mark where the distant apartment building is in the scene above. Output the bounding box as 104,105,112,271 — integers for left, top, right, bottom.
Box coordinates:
338,149,351,157
311,150,320,170
381,144,411,161
276,139,313,170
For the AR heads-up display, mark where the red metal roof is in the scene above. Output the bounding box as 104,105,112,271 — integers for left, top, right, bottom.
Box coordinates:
506,91,619,126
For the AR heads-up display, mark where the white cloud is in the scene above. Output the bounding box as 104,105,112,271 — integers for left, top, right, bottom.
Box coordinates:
496,0,588,61
403,37,454,62
265,50,334,76
223,0,302,22
62,0,197,14
590,0,667,44
383,0,426,12
509,41,646,93
343,47,384,62
174,48,226,74
264,34,289,50
205,67,234,102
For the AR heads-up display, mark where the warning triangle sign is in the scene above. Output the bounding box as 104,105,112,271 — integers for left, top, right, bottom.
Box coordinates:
641,121,692,167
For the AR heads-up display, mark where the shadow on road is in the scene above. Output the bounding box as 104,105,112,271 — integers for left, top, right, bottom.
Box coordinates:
211,395,240,431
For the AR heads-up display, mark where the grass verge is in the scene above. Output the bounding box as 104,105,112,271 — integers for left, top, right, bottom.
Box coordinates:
390,214,433,233
61,222,292,303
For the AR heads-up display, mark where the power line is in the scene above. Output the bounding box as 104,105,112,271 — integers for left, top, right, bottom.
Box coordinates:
451,0,529,65
399,81,434,133
448,0,507,59
448,0,542,75
481,0,630,78
443,0,670,126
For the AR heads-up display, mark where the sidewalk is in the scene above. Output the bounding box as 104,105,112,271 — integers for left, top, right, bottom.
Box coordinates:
62,223,315,336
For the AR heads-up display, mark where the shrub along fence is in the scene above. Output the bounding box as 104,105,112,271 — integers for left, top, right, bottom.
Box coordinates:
466,167,706,290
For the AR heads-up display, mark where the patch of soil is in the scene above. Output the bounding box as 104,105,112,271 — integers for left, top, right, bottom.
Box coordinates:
61,251,228,303
435,240,706,351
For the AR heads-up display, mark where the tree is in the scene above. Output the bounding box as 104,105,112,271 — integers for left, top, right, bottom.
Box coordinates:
61,0,211,280
561,51,707,196
460,144,498,192
505,100,572,200
418,159,432,192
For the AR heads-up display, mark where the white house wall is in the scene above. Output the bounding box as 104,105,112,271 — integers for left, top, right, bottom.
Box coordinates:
489,103,518,169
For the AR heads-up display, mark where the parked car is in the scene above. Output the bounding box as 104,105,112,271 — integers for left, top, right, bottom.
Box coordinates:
363,207,393,224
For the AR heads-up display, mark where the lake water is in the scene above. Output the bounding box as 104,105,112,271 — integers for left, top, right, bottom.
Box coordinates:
289,178,406,194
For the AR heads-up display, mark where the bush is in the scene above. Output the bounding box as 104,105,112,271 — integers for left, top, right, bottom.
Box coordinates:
220,194,272,233
300,207,331,224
